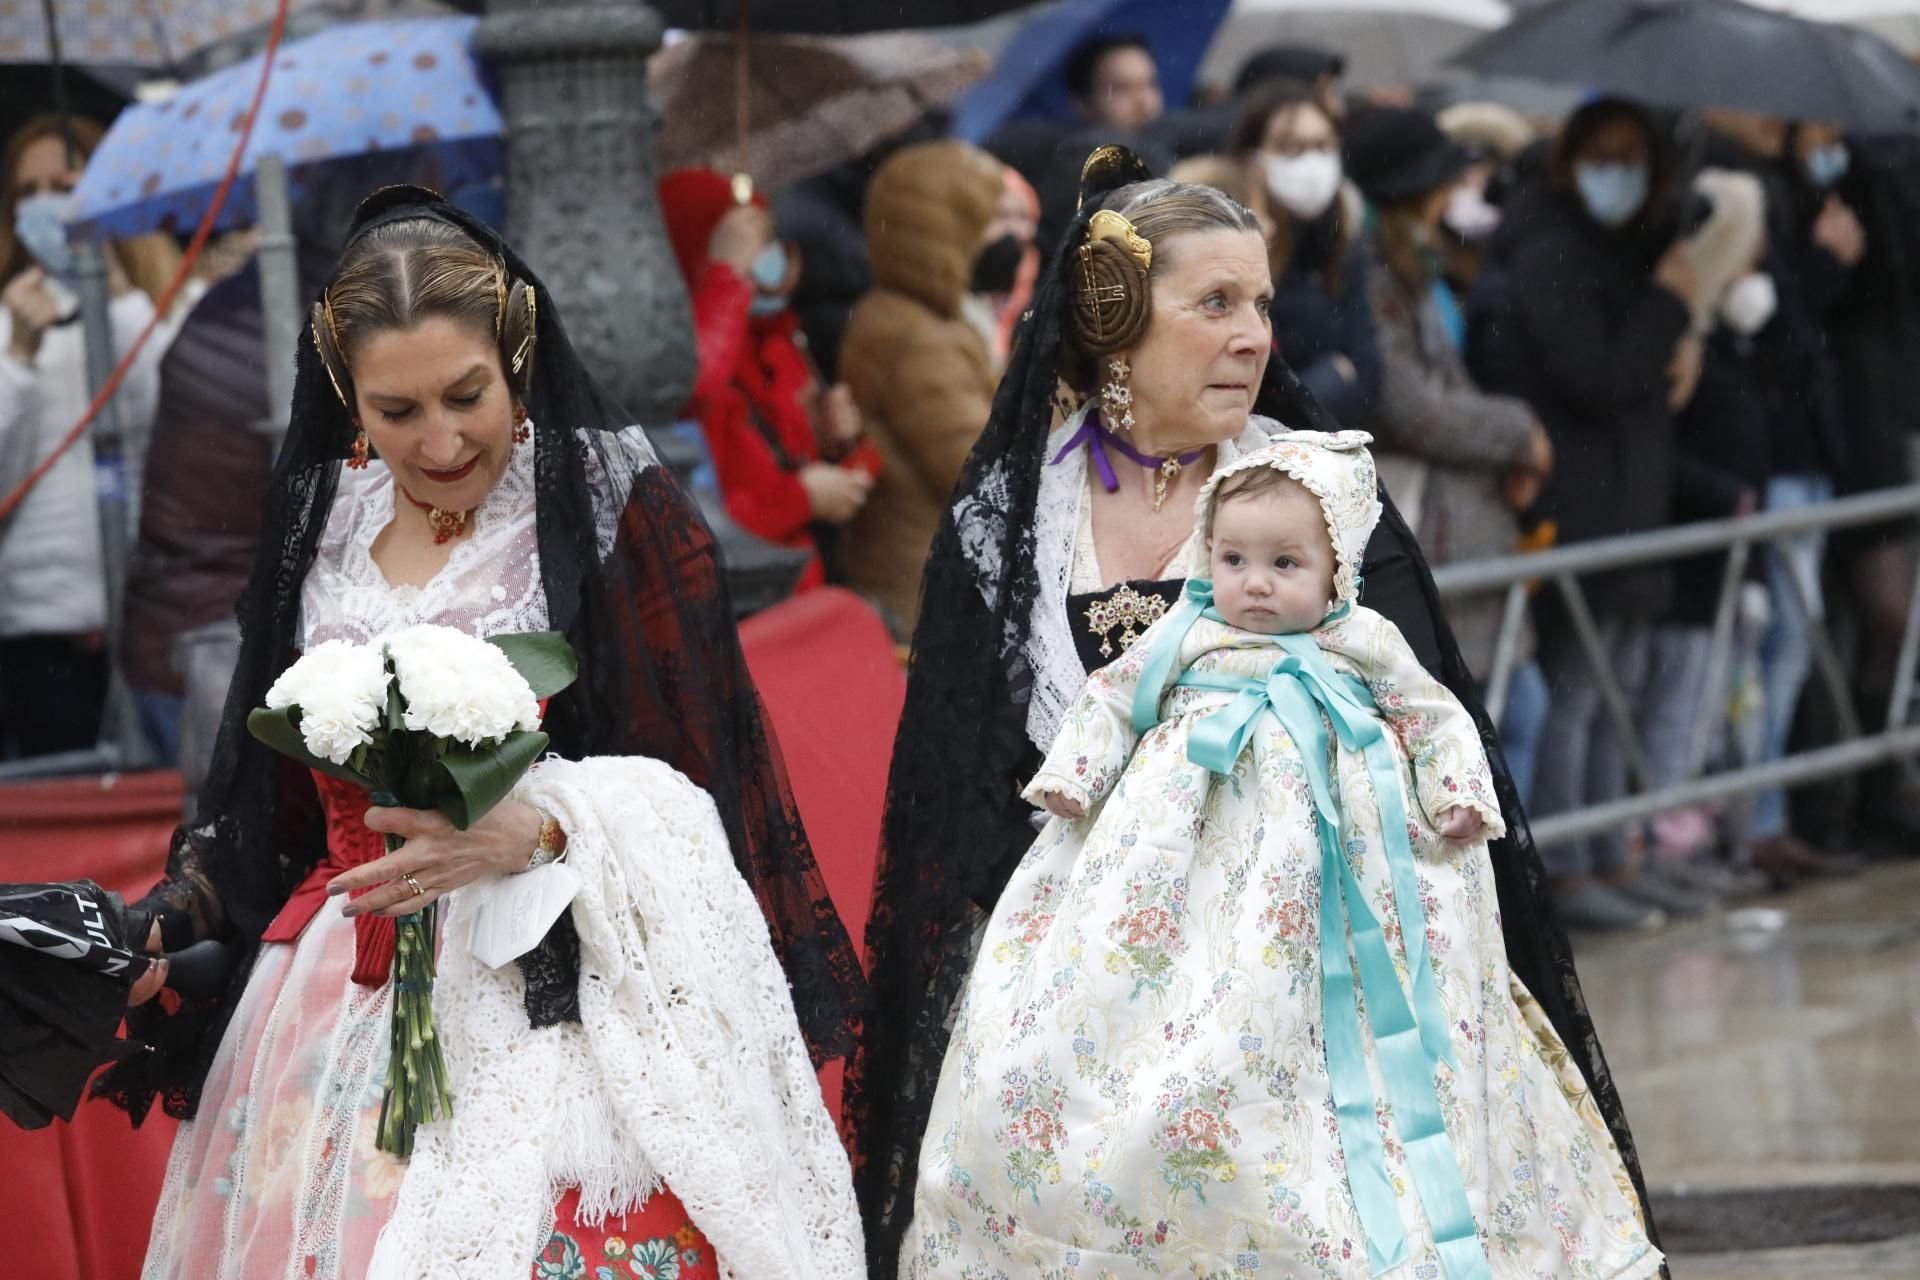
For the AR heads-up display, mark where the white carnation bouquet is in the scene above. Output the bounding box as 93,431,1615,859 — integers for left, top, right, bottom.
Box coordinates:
251,624,577,1156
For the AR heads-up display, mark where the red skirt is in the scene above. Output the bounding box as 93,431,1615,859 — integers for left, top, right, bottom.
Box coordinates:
532,1186,718,1279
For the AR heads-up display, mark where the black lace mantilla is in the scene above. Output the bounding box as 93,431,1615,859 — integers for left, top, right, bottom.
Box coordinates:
95,189,865,1125
843,158,1664,1277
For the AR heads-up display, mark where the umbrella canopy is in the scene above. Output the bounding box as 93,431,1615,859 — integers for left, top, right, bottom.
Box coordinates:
1197,0,1514,91
651,31,988,192
0,880,149,1129
652,0,1034,33
1454,0,1920,133
952,0,1235,143
67,15,501,242
1745,0,1920,53
0,0,321,68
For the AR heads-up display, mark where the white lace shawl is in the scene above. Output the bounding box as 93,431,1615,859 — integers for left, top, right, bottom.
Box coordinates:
303,429,860,1276
984,404,1288,755
370,756,863,1279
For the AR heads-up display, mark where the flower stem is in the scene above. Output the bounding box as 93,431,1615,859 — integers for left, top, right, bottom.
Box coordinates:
371,812,454,1157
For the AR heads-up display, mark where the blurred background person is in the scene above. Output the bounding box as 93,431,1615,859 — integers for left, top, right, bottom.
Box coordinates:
0,114,178,760
1233,44,1348,122
1434,100,1537,302
1343,105,1555,807
1065,33,1164,133
1808,124,1920,857
1475,97,1704,931
661,167,881,594
1637,168,1774,895
1702,108,1863,881
1228,79,1379,426
962,165,1042,374
774,113,950,384
838,139,1004,638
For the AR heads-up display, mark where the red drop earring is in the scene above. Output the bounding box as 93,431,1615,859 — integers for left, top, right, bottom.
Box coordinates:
348,420,370,470
512,402,530,445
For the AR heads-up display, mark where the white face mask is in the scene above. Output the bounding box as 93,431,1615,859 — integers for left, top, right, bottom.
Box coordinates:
1443,185,1501,240
1719,272,1778,336
1262,150,1342,220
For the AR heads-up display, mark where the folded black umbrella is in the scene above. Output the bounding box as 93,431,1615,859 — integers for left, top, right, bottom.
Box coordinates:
0,881,152,1129
1453,0,1920,134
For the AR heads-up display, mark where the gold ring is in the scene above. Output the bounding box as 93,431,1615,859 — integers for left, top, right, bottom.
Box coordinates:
402,872,427,899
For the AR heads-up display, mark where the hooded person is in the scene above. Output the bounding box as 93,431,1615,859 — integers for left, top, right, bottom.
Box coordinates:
659,166,882,593
843,145,1664,1278
837,139,1005,637
87,187,866,1278
898,431,1663,1278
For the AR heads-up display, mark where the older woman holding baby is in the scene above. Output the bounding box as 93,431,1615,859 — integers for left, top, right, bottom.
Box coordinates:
844,148,1666,1279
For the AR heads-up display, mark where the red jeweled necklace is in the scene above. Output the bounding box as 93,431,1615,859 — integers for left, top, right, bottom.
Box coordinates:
397,486,471,545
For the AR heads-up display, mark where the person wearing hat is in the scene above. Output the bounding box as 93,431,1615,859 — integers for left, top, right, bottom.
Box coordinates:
1233,44,1348,122
1343,106,1557,813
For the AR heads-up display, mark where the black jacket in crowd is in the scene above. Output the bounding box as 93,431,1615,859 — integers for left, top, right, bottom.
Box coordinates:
1668,330,1773,627
1472,182,1689,617
1271,218,1382,427
1826,134,1920,499
1703,134,1851,484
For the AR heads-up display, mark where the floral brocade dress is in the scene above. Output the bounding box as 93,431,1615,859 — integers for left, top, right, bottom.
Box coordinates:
901,602,1662,1280
139,443,718,1280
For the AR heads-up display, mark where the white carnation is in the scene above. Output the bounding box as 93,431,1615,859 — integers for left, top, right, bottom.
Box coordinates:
264,639,390,764
381,624,542,746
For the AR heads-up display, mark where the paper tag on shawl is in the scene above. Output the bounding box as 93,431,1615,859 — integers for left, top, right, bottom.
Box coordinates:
466,863,580,969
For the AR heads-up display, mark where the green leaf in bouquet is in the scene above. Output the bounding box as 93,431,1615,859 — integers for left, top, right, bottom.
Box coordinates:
431,729,551,830
382,672,409,735
246,707,370,785
486,631,579,700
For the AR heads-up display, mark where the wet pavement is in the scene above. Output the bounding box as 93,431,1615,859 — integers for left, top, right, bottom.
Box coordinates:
1573,861,1920,1276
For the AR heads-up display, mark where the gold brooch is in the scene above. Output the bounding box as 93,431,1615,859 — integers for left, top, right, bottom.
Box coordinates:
1086,583,1168,658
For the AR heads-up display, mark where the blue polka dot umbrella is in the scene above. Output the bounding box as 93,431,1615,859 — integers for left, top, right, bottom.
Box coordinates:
68,16,501,242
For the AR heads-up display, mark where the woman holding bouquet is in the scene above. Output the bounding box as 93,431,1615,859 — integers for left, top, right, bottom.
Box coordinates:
99,188,867,1278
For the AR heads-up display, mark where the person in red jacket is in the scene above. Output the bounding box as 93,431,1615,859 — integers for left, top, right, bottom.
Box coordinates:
660,167,881,591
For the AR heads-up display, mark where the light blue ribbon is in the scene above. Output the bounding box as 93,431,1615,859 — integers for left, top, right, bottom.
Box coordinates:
1128,581,1489,1280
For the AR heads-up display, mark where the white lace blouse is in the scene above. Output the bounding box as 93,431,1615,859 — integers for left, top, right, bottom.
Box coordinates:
298,422,649,650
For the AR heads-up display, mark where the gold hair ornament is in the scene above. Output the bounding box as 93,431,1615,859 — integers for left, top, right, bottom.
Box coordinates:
1072,209,1154,352
510,285,537,377
315,291,350,409
1085,209,1152,271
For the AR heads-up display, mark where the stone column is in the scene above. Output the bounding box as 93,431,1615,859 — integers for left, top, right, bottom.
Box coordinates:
476,0,809,614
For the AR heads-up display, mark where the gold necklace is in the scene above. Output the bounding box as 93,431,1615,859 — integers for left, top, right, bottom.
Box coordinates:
398,487,470,545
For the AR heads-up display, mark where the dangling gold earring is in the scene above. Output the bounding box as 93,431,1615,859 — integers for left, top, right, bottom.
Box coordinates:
348,420,370,470
512,401,530,445
1101,356,1135,432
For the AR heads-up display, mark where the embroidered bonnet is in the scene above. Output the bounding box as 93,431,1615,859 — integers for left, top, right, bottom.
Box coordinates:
1192,429,1382,612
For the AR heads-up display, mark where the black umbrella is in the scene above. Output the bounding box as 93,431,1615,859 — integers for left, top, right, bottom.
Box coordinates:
649,0,1034,34
0,881,151,1129
1452,0,1920,133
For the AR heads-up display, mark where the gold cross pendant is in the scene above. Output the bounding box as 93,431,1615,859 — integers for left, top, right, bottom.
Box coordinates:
1153,457,1181,512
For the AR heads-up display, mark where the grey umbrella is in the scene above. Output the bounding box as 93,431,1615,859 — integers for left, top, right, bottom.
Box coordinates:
1453,0,1920,133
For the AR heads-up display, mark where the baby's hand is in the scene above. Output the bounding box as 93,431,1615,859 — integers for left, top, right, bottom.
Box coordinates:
1438,806,1484,843
1035,789,1087,820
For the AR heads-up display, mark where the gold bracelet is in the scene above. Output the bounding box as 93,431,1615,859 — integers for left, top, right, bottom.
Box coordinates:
524,809,568,871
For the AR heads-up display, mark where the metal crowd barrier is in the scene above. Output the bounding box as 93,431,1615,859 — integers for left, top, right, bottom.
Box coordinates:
1430,485,1920,849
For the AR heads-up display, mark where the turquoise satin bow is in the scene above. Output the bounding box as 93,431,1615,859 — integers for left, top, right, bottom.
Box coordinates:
1129,581,1490,1280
